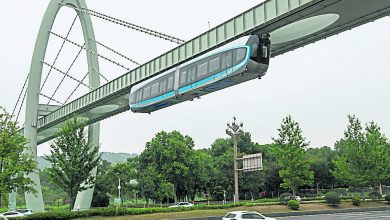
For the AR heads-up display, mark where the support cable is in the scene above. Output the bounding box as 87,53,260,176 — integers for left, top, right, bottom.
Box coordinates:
11,74,29,119
47,43,85,105
39,93,64,105
63,72,89,104
92,67,109,82
41,15,78,91
15,88,28,123
65,5,185,44
91,39,140,65
42,61,91,89
49,31,131,71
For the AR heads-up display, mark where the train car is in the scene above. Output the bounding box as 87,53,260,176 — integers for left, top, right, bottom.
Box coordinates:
129,34,271,113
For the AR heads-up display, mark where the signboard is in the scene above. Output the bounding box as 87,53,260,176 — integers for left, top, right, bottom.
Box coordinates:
242,153,262,172
114,198,121,204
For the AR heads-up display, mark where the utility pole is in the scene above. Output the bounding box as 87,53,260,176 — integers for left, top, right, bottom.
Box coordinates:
226,116,243,203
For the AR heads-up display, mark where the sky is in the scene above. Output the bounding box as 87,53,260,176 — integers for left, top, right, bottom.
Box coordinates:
1,1,390,156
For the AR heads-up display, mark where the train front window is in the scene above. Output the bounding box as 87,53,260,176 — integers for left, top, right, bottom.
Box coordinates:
197,62,208,77
151,82,159,97
221,51,232,70
234,48,247,64
129,93,134,103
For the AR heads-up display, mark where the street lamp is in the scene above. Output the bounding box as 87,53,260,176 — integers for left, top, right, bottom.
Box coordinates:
226,116,243,203
116,173,121,204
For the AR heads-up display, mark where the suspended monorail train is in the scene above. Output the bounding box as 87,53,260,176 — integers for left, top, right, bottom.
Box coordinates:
129,34,271,113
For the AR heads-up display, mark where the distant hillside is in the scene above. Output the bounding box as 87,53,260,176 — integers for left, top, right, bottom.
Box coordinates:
37,152,137,170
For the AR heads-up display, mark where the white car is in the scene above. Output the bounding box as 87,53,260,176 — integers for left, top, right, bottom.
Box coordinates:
223,211,276,220
168,202,194,208
0,211,25,219
291,196,301,201
16,209,33,215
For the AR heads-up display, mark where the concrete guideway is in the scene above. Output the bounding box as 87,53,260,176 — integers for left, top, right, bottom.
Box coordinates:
30,0,390,145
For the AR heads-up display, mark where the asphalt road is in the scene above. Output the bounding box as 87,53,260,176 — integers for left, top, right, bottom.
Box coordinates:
276,210,390,220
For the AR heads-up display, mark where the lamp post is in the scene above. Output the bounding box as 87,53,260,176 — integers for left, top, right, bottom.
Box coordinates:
116,173,121,204
226,116,243,203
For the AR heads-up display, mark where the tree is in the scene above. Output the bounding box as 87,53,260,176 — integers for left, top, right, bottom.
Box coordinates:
106,160,137,205
333,115,390,193
307,146,336,190
44,116,101,210
92,160,112,207
138,131,195,201
272,115,314,196
137,165,160,206
0,107,37,199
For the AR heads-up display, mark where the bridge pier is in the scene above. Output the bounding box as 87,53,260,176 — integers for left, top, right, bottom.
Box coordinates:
7,0,101,212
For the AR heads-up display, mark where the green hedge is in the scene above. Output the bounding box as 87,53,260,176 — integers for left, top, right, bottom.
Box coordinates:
287,200,299,210
325,192,341,207
385,194,390,202
352,196,361,206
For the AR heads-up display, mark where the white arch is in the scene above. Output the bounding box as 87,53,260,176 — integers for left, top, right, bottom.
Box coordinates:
18,0,100,212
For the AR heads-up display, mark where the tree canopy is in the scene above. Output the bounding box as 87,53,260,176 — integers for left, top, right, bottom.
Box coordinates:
0,107,37,196
44,116,101,210
272,115,314,196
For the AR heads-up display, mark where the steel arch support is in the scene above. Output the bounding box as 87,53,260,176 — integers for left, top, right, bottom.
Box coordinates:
21,0,100,212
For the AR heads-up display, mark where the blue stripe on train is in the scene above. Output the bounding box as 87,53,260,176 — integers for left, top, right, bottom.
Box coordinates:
131,46,251,109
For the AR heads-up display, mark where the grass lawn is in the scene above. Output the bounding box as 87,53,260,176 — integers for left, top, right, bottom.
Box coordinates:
80,201,389,220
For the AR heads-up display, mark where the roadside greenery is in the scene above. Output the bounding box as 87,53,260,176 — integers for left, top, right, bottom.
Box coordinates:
0,107,37,202
287,199,299,210
3,111,389,216
325,192,341,207
351,196,361,206
272,115,314,197
44,116,101,210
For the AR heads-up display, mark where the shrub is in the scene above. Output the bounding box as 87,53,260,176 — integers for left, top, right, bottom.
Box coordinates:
325,192,341,207
287,200,299,210
385,194,390,202
279,193,292,204
352,196,361,206
368,192,382,200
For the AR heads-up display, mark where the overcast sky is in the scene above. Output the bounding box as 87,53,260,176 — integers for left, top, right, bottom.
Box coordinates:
1,1,390,156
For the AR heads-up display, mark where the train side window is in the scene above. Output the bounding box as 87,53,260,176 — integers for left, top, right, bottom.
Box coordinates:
187,66,197,83
221,51,232,69
143,86,151,99
234,48,247,65
167,75,174,90
137,90,143,102
180,70,187,85
160,78,167,93
151,82,159,97
197,62,208,77
209,57,220,73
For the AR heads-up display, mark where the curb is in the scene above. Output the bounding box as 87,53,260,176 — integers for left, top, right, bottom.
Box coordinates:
176,206,390,220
